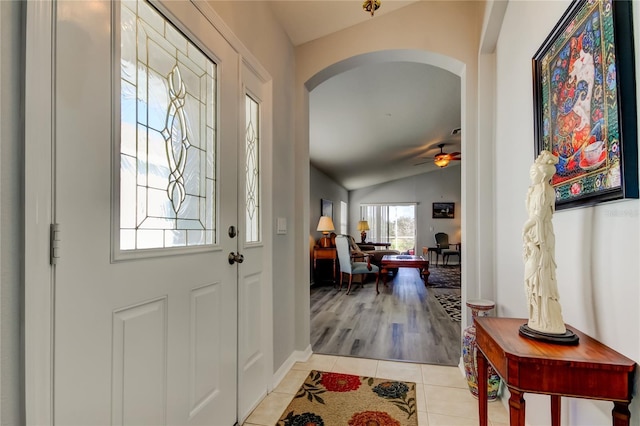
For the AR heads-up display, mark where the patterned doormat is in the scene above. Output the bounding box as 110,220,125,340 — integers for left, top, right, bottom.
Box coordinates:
433,293,461,321
278,370,418,425
426,265,460,288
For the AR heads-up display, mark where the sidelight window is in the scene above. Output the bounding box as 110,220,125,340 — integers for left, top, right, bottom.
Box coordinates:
245,95,261,243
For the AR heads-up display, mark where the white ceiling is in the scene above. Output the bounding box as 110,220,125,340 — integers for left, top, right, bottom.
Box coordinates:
268,1,462,190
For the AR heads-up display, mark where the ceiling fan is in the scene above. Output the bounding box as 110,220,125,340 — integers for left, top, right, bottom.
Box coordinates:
414,143,461,167
433,144,461,167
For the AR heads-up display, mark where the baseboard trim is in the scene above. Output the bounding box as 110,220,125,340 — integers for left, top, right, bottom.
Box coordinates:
270,345,312,391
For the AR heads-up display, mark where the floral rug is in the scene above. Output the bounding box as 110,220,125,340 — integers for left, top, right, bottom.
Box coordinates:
277,370,417,426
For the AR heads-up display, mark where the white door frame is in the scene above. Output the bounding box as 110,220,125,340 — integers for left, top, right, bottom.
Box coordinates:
23,1,274,424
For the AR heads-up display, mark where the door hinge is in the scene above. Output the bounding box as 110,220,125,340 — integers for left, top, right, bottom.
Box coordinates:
50,223,61,265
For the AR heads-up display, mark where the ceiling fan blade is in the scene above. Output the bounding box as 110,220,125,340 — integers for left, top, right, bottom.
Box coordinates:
448,152,461,157
413,160,430,166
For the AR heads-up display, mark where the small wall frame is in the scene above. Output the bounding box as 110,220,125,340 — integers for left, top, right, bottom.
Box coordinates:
433,202,454,219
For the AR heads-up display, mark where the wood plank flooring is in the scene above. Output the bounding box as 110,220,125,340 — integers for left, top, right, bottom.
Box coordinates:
310,268,461,366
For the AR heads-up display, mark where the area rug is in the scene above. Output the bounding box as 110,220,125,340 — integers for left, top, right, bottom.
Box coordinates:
433,293,461,321
426,265,461,288
277,370,417,426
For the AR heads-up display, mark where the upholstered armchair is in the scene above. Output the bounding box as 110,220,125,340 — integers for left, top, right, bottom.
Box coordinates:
335,235,380,294
343,235,400,268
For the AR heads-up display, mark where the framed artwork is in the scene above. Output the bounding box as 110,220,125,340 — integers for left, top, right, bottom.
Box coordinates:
532,0,638,210
321,198,333,219
433,202,455,219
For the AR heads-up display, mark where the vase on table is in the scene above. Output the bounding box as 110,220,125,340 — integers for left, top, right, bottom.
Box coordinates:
462,299,501,400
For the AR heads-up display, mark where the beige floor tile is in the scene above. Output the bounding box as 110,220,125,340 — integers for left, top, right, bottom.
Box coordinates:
290,353,337,372
376,360,424,383
418,410,429,426
331,356,378,377
488,399,509,424
427,413,479,426
273,369,309,395
424,384,478,420
243,391,292,426
421,364,467,388
415,383,427,413
491,422,509,426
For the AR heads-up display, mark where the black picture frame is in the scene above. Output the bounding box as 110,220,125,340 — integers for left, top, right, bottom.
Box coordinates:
532,0,638,210
321,198,333,219
433,202,454,219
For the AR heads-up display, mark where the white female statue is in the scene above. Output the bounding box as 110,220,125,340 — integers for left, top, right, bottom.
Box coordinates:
522,150,567,335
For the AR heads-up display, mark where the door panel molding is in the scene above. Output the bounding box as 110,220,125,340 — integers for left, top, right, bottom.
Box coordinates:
24,1,55,424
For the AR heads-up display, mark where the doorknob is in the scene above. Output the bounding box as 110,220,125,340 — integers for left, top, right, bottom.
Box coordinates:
228,252,244,265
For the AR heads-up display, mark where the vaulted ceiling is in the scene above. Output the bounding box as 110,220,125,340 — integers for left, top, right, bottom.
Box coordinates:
268,1,462,190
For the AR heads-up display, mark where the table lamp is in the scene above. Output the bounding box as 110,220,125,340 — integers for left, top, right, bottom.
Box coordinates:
357,220,370,243
317,216,335,247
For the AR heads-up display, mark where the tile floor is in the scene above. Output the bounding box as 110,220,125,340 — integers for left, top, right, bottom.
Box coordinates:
242,354,509,426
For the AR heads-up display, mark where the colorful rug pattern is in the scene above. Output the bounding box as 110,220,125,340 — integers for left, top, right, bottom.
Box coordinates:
277,370,418,426
426,265,461,288
433,293,461,321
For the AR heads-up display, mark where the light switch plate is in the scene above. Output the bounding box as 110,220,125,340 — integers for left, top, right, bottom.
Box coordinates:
276,217,287,234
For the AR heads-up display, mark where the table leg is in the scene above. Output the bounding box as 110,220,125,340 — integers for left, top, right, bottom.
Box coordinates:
477,349,488,426
381,267,389,286
508,387,526,426
422,268,430,284
612,402,631,426
332,259,336,284
551,395,561,426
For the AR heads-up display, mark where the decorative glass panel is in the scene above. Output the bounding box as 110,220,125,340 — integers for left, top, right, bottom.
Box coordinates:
120,0,217,250
245,95,260,243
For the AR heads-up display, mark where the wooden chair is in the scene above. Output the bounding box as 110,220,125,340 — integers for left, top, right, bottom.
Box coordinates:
434,232,461,265
335,235,380,294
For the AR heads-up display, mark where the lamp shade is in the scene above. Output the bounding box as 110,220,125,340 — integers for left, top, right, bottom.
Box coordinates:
357,220,370,231
316,216,335,233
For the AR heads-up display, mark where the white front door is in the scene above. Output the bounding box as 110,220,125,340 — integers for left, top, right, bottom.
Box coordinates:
50,1,240,424
237,63,272,421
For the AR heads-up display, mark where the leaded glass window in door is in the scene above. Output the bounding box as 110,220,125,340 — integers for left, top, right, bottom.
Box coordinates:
120,0,217,250
245,95,260,243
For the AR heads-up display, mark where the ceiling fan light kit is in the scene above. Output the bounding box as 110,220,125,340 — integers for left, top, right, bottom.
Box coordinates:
434,156,450,168
363,0,381,16
433,143,461,168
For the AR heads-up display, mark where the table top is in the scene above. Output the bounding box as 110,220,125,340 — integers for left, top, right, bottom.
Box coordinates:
475,317,636,401
360,242,392,247
381,255,427,263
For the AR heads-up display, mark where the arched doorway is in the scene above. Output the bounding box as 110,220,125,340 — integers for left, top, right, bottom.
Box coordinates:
305,50,465,365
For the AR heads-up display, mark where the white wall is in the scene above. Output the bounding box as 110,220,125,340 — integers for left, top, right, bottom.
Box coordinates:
309,166,349,283
204,1,300,372
349,166,461,254
309,165,348,239
1,1,23,424
493,1,640,424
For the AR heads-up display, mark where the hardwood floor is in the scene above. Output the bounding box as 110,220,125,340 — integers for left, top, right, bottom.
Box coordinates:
310,267,461,366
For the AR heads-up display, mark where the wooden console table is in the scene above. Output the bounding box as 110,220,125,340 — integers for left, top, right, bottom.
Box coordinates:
313,247,337,284
475,317,636,426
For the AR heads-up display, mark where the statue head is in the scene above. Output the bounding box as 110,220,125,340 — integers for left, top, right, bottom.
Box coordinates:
530,150,558,184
